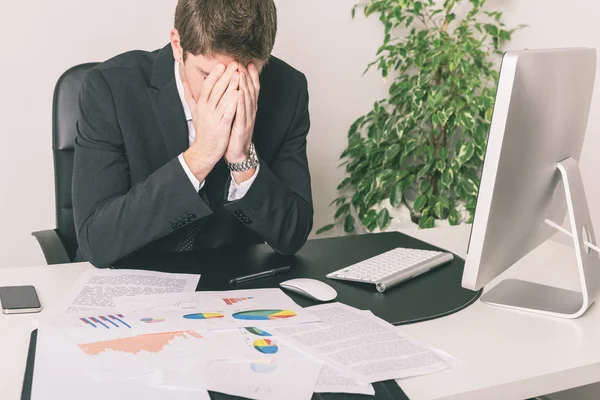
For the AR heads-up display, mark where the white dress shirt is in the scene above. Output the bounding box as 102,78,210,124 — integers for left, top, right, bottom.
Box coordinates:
175,61,259,201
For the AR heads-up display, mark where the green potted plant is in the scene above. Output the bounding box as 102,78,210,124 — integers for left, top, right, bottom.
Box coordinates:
318,0,524,235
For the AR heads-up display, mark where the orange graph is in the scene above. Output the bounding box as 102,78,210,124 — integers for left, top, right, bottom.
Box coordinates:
79,331,203,356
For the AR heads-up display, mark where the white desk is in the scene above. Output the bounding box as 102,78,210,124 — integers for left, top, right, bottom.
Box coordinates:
1,225,599,400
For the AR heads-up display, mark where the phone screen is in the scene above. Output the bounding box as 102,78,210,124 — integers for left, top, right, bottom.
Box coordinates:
0,285,41,311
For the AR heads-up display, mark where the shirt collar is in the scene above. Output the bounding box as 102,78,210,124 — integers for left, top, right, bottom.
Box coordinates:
174,61,192,121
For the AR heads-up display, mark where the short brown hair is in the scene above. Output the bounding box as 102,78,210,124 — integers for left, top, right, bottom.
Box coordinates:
175,0,277,63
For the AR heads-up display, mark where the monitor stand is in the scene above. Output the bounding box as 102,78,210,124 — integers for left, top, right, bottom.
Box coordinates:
480,157,600,319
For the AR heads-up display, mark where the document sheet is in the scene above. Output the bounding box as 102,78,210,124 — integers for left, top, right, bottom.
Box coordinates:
59,269,200,313
274,303,449,383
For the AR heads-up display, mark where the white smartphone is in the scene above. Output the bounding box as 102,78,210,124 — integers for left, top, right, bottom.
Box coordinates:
0,285,42,314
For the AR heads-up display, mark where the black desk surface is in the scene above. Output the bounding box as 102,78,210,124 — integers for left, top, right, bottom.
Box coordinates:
23,231,481,400
117,231,481,326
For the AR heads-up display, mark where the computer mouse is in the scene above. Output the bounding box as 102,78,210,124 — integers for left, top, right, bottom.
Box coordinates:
280,278,337,302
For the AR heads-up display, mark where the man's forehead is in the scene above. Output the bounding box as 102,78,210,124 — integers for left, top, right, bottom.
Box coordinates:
190,53,264,72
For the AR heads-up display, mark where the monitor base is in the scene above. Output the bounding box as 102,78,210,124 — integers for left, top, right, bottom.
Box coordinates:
481,279,585,318
480,157,600,319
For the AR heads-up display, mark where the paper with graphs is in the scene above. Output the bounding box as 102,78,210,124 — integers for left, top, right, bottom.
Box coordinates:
113,288,320,333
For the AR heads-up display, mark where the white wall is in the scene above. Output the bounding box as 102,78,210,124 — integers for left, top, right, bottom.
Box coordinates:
0,0,180,267
2,0,600,269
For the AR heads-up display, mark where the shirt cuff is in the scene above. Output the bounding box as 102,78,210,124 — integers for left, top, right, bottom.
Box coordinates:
178,153,205,192
228,164,260,201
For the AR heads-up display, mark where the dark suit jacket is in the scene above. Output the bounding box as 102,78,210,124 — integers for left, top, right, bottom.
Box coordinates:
72,44,313,268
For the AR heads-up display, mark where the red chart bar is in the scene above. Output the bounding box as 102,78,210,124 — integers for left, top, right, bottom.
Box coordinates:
224,298,232,305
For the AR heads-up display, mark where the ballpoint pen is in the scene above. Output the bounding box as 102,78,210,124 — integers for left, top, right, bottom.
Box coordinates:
229,266,291,285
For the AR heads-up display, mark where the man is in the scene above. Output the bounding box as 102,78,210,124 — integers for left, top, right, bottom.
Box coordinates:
72,0,313,268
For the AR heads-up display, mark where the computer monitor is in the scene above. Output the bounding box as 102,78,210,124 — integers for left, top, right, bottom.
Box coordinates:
461,48,600,318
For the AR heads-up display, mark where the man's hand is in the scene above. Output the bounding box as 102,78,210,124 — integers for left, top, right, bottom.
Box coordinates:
226,63,260,184
183,62,240,180
225,63,260,162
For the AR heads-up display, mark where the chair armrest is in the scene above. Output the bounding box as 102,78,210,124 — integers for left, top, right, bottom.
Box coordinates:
31,229,71,265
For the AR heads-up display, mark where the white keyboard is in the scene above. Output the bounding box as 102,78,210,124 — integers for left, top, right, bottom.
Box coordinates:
326,247,454,293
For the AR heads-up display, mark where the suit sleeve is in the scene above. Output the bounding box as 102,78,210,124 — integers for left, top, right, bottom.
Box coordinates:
72,68,213,268
223,74,314,255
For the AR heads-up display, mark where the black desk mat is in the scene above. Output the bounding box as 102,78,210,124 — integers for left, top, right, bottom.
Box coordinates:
119,231,483,326
23,231,482,400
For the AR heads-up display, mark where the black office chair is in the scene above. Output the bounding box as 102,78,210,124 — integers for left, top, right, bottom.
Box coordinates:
32,63,99,265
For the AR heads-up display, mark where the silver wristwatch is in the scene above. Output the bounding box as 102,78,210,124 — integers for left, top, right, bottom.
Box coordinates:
225,143,260,172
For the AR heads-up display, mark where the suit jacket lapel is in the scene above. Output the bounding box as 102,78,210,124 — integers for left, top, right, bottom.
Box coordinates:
146,44,188,161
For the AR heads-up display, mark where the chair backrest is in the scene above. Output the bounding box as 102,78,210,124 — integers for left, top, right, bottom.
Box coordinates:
53,63,99,260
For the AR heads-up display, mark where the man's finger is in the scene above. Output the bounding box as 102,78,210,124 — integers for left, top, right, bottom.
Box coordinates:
209,62,239,108
248,63,261,97
236,88,247,129
241,72,253,119
221,90,239,123
238,65,255,106
198,63,226,104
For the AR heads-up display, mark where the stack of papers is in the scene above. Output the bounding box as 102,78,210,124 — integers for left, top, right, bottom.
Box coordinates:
33,269,454,400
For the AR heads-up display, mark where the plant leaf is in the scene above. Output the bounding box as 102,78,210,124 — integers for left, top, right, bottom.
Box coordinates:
363,210,378,232
329,196,347,207
344,215,355,233
357,178,372,194
414,194,428,212
436,160,446,172
418,215,435,229
433,201,446,219
377,208,391,230
441,168,454,188
462,178,479,196
484,23,499,37
439,147,449,160
390,181,404,207
316,224,336,235
457,141,475,164
419,179,431,194
417,164,431,181
337,177,352,190
449,208,461,225
334,204,350,219
384,144,402,162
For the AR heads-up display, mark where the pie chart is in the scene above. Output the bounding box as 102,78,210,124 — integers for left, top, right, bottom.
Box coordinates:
245,327,272,336
232,309,297,321
253,338,278,354
183,313,224,320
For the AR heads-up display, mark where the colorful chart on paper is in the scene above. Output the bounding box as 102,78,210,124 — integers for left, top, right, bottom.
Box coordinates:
79,314,131,329
245,327,272,336
253,338,278,354
232,310,296,321
183,312,224,320
250,360,278,374
223,297,253,305
140,317,165,324
79,331,203,356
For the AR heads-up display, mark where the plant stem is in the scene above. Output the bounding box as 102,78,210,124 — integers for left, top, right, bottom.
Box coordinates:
442,0,456,33
424,9,441,29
